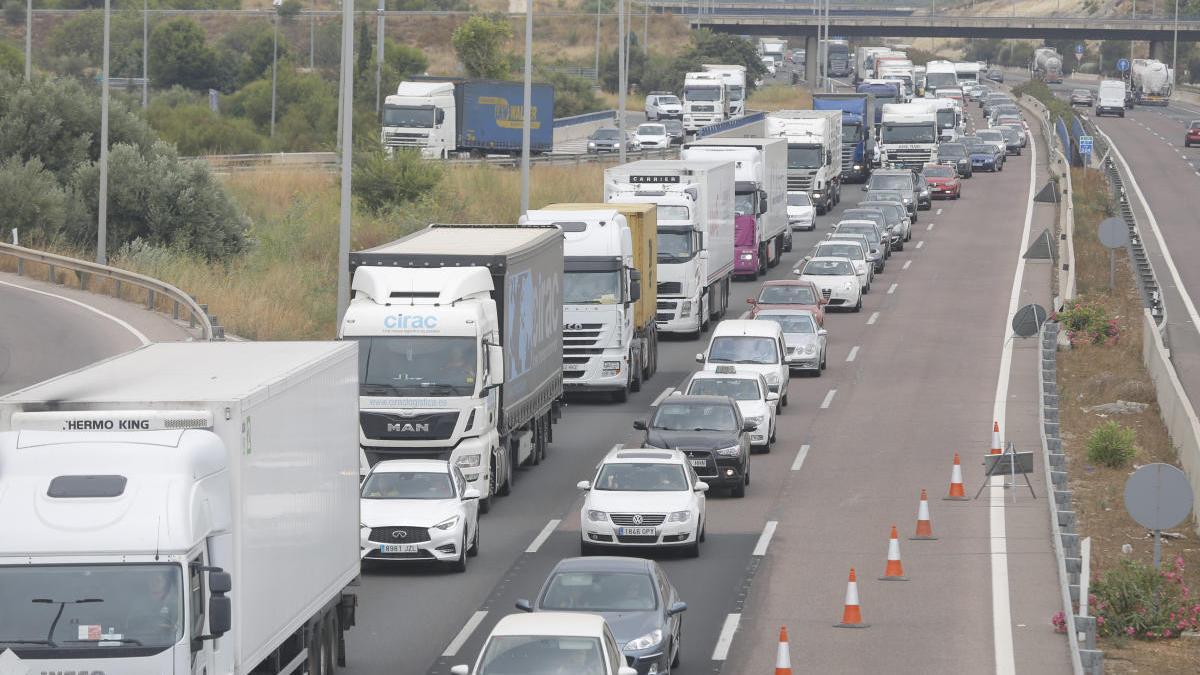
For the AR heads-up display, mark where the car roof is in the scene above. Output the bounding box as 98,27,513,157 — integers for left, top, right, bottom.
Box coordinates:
817,238,864,249
551,556,655,575
490,612,610,638
372,459,450,474
762,279,817,287
688,368,765,383
603,446,686,463
712,319,783,338
754,307,818,319
658,394,737,407
806,256,855,266
836,219,879,228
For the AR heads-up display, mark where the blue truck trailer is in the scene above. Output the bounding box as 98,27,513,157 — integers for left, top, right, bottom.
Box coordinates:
813,92,874,182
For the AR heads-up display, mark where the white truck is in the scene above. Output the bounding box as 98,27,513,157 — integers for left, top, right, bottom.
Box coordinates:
952,61,981,87
931,97,962,141
604,160,736,339
703,64,748,118
758,38,787,65
855,46,893,84
1033,48,1064,84
342,225,564,511
877,58,915,97
1131,58,1173,105
682,71,728,132
0,342,361,675
924,60,959,95
681,137,789,279
879,101,939,168
765,110,843,215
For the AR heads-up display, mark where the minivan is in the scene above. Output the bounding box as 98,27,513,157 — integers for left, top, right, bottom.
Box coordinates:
1096,80,1126,118
696,320,790,408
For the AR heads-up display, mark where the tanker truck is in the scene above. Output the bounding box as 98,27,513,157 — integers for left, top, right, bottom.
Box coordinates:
1032,48,1063,84
1131,58,1173,106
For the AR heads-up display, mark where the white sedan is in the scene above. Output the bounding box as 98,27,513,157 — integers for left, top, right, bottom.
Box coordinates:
809,239,871,293
787,190,816,231
635,123,670,149
682,366,778,451
797,256,863,312
360,459,480,572
578,447,707,557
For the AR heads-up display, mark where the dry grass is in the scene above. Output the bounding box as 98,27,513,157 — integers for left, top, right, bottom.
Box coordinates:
1056,168,1200,671
597,91,645,112
746,84,813,112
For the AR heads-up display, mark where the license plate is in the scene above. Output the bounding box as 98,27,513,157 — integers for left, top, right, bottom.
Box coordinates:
563,364,585,372
380,543,418,553
619,527,657,536
689,459,707,467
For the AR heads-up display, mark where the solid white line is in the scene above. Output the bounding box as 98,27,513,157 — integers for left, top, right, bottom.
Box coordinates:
819,389,837,409
442,610,488,657
866,311,879,325
926,222,935,231
903,260,913,270
711,614,741,661
791,444,810,471
650,387,675,407
0,280,150,346
936,208,943,216
846,345,860,362
916,240,925,249
525,519,561,553
752,521,778,556
887,283,898,294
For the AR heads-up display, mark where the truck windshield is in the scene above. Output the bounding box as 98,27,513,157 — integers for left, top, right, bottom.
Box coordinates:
564,271,622,305
684,86,721,102
0,564,183,654
382,105,437,128
937,110,957,130
655,205,690,222
734,191,757,216
787,146,823,169
479,636,606,675
882,124,936,143
728,86,745,102
354,336,477,396
657,230,695,262
925,72,957,90
841,123,861,143
708,336,779,365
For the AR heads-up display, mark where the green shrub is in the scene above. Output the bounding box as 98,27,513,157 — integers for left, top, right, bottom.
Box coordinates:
0,40,23,78
4,0,25,25
543,71,604,118
1089,556,1200,639
147,102,266,155
352,148,442,215
1086,420,1136,468
149,18,223,90
0,156,69,244
1057,300,1119,345
277,0,302,19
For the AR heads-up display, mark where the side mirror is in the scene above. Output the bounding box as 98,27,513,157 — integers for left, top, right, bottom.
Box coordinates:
515,599,534,612
747,298,757,305
206,571,232,637
861,185,868,191
757,189,768,215
450,667,470,675
436,109,445,126
577,480,592,490
487,344,505,386
767,392,779,402
668,601,689,616
694,481,709,492
743,420,758,432
818,329,828,337
628,276,641,304
695,353,705,363
210,571,232,594
462,488,480,500
632,419,648,431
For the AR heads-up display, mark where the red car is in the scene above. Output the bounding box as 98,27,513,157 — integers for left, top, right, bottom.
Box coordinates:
1185,121,1200,148
747,279,826,325
922,163,961,200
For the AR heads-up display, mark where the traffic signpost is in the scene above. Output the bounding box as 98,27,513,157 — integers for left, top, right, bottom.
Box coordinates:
1079,134,1093,174
1118,58,1130,73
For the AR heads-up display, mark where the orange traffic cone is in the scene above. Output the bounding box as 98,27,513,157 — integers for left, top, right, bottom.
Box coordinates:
944,452,969,501
834,568,870,628
879,525,909,581
774,626,791,675
990,421,1003,455
910,489,938,540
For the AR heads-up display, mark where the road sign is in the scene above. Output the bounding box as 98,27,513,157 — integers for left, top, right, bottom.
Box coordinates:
1079,135,1093,155
1118,58,1130,72
1075,44,1084,56
1012,304,1048,338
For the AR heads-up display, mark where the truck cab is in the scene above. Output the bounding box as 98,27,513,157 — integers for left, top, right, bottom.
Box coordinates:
879,101,939,169
682,72,728,132
382,80,455,159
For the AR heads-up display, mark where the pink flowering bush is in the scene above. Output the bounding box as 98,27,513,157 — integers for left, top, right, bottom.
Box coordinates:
1055,302,1120,345
1081,556,1200,640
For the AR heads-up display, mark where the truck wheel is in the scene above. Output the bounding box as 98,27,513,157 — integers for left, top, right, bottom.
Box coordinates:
499,447,513,496
630,357,643,393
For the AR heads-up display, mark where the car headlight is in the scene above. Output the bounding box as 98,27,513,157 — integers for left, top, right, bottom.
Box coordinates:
902,197,912,204
813,191,823,198
764,372,781,385
680,301,692,317
625,629,664,651
802,344,816,355
842,281,856,291
433,516,460,531
456,453,482,468
587,142,596,148
667,510,692,523
587,509,608,522
920,189,930,197
716,445,742,457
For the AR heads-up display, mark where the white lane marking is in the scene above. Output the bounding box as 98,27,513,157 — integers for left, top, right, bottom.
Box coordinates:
711,614,741,661
936,208,943,216
887,283,898,294
926,222,935,231
846,345,860,362
525,519,561,553
1095,126,1200,346
903,259,913,270
0,280,150,345
442,610,488,657
866,311,880,325
651,387,675,407
819,389,837,409
916,240,925,249
752,521,778,556
791,444,810,471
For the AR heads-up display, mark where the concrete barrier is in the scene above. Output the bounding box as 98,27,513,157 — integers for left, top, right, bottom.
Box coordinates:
553,110,617,147
1142,308,1200,534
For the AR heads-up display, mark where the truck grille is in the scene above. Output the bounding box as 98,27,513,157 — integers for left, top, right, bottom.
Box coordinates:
840,147,855,172
658,281,681,295
787,175,814,191
691,105,715,112
885,148,933,169
610,513,667,526
564,323,604,359
384,132,428,148
370,526,430,543
360,411,459,441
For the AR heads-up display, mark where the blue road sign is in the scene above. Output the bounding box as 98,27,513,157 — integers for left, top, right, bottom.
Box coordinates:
1075,44,1084,55
1079,135,1094,155
1118,58,1130,72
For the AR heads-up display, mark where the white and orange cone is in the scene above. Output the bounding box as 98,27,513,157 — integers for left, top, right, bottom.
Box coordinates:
990,421,1003,455
910,489,938,540
774,626,792,675
879,525,909,581
944,452,969,501
834,567,870,628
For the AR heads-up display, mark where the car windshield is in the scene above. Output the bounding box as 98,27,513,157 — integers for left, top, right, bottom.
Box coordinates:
939,144,967,159
787,146,824,170
478,636,606,675
707,336,779,365
657,229,694,261
592,129,620,140
638,125,665,136
362,471,455,499
787,192,811,207
816,243,863,260
652,402,738,431
839,224,880,243
594,462,691,492
1073,89,1089,96
999,128,1019,142
0,564,183,652
924,165,954,178
382,105,436,128
684,86,721,101
663,120,683,134
843,210,884,227
655,95,680,105
687,376,762,401
803,259,854,276
869,175,911,191
863,201,903,219
1192,121,1200,129
540,572,657,612
977,131,1003,142
882,124,937,144
757,313,816,333
564,271,621,305
758,285,816,304
353,336,477,397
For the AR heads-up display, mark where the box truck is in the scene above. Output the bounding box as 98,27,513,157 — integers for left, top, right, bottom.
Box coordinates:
681,137,789,279
604,160,735,338
924,60,958,95
520,203,658,402
765,110,843,214
812,92,875,182
879,101,939,168
382,79,554,158
702,64,748,117
342,225,563,511
0,342,361,675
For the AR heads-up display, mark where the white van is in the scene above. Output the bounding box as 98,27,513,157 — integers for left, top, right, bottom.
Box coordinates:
696,319,791,409
1096,79,1127,118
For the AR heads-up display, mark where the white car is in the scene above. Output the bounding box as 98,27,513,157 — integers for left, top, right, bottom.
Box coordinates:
635,123,670,149
809,239,871,293
682,366,778,451
644,92,682,121
754,308,828,375
798,256,863,312
697,319,791,407
360,459,480,572
578,447,708,557
787,190,815,231
452,612,638,675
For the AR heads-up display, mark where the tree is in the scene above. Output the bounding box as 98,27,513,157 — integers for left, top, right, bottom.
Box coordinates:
451,14,512,79
386,40,429,79
147,102,267,155
541,70,604,117
685,30,767,92
1098,41,1132,76
48,10,144,78
149,18,221,90
0,40,23,78
352,148,442,215
0,157,68,243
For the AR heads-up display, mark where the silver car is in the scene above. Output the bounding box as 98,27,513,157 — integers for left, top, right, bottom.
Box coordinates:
753,309,827,375
859,198,911,245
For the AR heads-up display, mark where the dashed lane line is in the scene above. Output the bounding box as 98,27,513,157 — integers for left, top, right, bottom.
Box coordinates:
791,444,810,471
525,519,561,553
752,521,778,556
887,283,898,294
846,345,860,362
712,614,741,661
442,611,488,657
867,311,880,325
903,260,913,270
916,240,925,249
819,389,837,409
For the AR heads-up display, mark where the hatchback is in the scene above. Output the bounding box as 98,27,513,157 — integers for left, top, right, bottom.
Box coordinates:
1185,121,1200,148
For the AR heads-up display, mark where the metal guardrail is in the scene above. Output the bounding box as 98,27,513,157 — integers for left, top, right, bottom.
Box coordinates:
195,147,679,171
695,111,767,138
0,242,218,341
554,110,616,128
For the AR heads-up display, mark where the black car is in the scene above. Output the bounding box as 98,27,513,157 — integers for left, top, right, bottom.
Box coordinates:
841,207,896,251
634,395,753,497
517,557,688,675
938,142,973,178
661,118,685,145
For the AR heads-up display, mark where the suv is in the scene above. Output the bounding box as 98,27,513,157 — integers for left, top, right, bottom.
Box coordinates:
865,169,918,221
840,207,893,249
937,142,973,177
634,395,754,497
645,92,683,120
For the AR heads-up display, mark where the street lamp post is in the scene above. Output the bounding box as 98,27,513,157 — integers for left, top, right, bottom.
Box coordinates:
593,0,600,81
375,0,384,114
142,0,148,108
335,0,354,325
24,0,31,80
618,0,626,164
270,0,281,138
98,0,111,265
519,0,534,215
1173,0,1179,94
